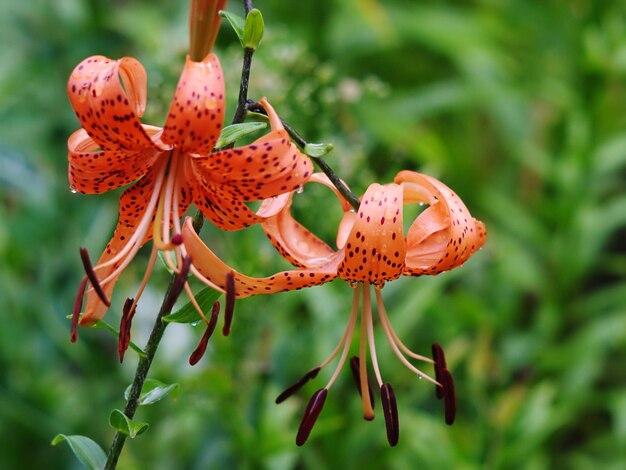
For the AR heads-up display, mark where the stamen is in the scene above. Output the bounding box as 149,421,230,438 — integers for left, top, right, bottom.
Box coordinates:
359,283,375,420
325,285,361,389
118,297,137,363
375,289,433,363
296,388,328,446
365,287,383,387
222,271,236,336
96,159,167,276
381,383,399,447
161,256,192,313
441,368,456,425
376,291,439,386
276,367,321,404
189,301,221,365
183,282,211,325
79,247,111,306
349,356,375,412
432,343,447,399
70,276,88,343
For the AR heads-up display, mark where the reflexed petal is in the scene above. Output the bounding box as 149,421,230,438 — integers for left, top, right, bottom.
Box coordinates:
67,55,162,152
80,165,162,326
182,218,339,298
191,100,313,200
395,170,487,275
68,127,163,194
192,177,290,230
262,173,353,268
337,183,406,283
161,53,225,153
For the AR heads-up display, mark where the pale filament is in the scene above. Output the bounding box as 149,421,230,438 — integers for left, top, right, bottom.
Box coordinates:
363,284,383,387
374,287,434,364
325,285,361,389
126,244,159,316
359,282,375,419
91,157,168,289
375,289,439,386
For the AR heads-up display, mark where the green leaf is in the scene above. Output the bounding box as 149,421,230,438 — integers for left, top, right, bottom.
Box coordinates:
124,379,180,406
164,287,221,323
219,10,245,46
108,410,149,438
215,122,267,149
304,142,334,158
51,434,107,470
243,9,264,49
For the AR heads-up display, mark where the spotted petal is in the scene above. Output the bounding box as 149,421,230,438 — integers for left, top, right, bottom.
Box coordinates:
68,127,163,194
337,183,406,283
191,99,313,201
182,218,338,299
67,55,162,153
395,171,486,275
161,53,225,154
80,164,164,325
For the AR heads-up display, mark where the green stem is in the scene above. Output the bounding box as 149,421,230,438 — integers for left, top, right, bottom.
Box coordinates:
245,101,361,211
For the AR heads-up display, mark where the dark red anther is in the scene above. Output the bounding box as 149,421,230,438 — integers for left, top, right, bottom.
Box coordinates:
222,271,236,336
189,301,221,365
171,233,183,245
118,297,137,363
70,276,89,343
349,356,375,413
79,247,111,306
381,383,399,447
275,366,321,404
296,388,328,446
432,343,447,399
441,368,456,425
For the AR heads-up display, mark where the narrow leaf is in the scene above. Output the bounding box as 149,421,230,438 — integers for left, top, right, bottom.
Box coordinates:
109,409,149,438
164,287,221,323
124,379,180,406
215,122,267,149
51,434,106,470
219,10,245,45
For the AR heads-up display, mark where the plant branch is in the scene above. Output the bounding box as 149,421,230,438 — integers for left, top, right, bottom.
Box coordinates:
104,270,187,469
246,101,361,211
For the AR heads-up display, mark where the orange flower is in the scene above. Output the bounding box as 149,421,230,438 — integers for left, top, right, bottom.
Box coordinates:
67,52,312,333
182,170,486,445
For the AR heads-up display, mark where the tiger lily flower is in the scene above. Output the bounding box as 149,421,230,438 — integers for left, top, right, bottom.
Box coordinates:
182,170,486,445
67,43,312,338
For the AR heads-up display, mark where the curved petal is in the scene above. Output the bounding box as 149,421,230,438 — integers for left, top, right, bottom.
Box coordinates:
190,99,314,200
80,165,163,325
182,218,338,299
161,53,225,153
262,173,353,268
337,183,406,283
192,177,290,230
394,170,487,275
68,127,163,194
67,55,163,152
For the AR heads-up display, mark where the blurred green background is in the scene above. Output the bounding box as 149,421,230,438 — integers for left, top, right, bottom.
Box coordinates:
1,0,626,468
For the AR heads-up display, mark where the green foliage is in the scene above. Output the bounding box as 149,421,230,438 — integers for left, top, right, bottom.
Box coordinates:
124,379,180,406
51,434,106,470
1,0,626,469
108,410,149,439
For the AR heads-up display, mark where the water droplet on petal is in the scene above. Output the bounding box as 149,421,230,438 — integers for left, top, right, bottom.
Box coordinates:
69,186,77,194
191,321,200,327
296,186,304,194
204,97,218,110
